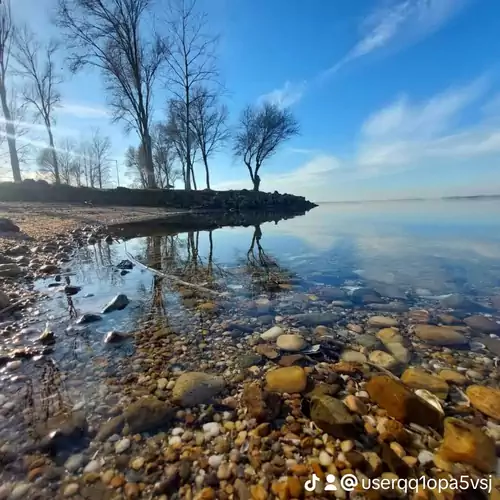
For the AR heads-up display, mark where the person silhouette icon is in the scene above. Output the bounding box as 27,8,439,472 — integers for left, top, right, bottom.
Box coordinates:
324,474,337,491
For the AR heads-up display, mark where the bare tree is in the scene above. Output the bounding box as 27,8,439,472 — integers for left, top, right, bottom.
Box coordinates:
57,0,167,189
151,122,180,189
125,145,147,188
191,86,228,189
165,98,198,189
0,0,21,182
14,26,62,184
234,102,299,191
165,0,218,191
36,146,59,182
58,137,77,184
90,128,111,188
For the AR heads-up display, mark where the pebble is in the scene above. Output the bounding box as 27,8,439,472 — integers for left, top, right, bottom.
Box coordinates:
203,422,220,439
208,455,224,468
65,454,86,472
83,460,100,473
319,450,333,466
340,440,354,453
63,483,79,497
169,436,182,446
418,450,434,465
131,457,145,470
115,438,131,453
9,484,30,499
216,463,231,480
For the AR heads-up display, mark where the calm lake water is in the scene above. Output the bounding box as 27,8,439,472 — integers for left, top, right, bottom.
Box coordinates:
1,199,500,485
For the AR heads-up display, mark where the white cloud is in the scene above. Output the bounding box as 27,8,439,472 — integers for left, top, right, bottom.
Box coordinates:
259,81,306,108
356,77,500,169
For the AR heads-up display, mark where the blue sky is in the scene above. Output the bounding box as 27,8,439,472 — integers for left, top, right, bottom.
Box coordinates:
6,0,500,201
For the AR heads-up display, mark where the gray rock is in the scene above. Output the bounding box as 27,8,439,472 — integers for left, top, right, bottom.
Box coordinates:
369,350,399,371
316,287,347,301
104,330,130,343
64,453,86,472
341,350,367,363
0,263,22,277
0,291,9,309
96,416,125,441
464,315,500,334
260,326,284,341
172,372,225,407
239,354,263,368
76,313,102,325
102,294,129,313
310,395,358,439
440,294,488,312
291,312,339,326
351,288,383,304
123,397,174,434
355,334,379,349
367,302,409,313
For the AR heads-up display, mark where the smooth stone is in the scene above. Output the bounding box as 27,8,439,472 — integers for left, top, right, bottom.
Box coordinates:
254,344,279,360
239,354,263,368
367,316,398,328
310,394,358,439
341,350,367,363
414,325,468,346
265,366,307,393
437,417,496,473
376,328,410,363
466,385,500,420
172,372,225,407
368,350,399,370
355,334,379,349
440,294,487,311
64,454,86,472
418,450,435,466
276,334,306,352
464,315,500,334
351,288,383,304
9,484,30,499
123,397,174,433
438,369,468,386
368,302,409,313
104,330,129,343
401,368,449,399
366,375,443,429
115,438,131,453
102,294,129,314
260,326,284,341
63,483,79,497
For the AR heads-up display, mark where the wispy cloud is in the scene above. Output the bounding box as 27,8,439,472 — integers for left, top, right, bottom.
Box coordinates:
259,81,306,108
59,102,110,119
264,0,469,106
220,75,500,201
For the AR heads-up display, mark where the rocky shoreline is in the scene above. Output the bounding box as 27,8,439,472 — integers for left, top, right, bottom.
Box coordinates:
0,215,499,500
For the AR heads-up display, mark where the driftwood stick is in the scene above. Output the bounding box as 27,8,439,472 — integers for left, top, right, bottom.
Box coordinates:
125,251,225,298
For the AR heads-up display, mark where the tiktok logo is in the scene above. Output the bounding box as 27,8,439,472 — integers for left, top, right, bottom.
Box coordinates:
304,474,338,492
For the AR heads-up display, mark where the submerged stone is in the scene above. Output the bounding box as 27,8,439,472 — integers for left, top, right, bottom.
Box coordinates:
291,312,339,326
102,294,129,313
310,394,358,439
265,366,307,393
464,315,500,334
76,313,102,324
414,325,468,346
172,372,225,407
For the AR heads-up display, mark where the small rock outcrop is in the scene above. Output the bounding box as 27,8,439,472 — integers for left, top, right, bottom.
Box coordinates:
102,294,129,313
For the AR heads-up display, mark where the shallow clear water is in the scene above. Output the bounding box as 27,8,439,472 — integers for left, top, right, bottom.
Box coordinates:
1,199,500,473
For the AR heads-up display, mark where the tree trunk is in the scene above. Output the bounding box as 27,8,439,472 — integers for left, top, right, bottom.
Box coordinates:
47,124,60,184
0,86,22,183
191,163,197,191
98,164,102,189
203,153,210,190
253,174,261,191
142,132,157,189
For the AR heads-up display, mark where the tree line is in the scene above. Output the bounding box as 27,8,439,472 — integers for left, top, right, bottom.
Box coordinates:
0,0,299,192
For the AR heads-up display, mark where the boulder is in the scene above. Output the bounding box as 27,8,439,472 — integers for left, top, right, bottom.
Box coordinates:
241,382,281,423
367,316,398,328
35,411,88,454
172,372,225,407
437,418,496,473
102,294,129,314
466,385,500,420
0,263,23,277
276,334,306,352
116,259,134,270
368,350,399,371
104,330,130,343
414,325,468,346
96,415,125,441
265,366,307,393
464,315,500,334
310,394,358,439
123,397,174,433
401,368,449,399
366,375,443,429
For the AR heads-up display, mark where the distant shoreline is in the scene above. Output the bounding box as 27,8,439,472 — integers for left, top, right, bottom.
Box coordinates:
316,194,500,204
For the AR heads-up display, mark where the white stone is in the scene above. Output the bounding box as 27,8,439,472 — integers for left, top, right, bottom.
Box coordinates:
9,484,30,500
115,438,131,453
168,436,182,446
208,454,224,468
157,378,168,390
63,483,79,497
203,422,220,439
260,326,284,341
319,450,333,466
6,360,21,371
64,454,86,472
83,460,100,473
171,427,184,436
418,450,435,466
